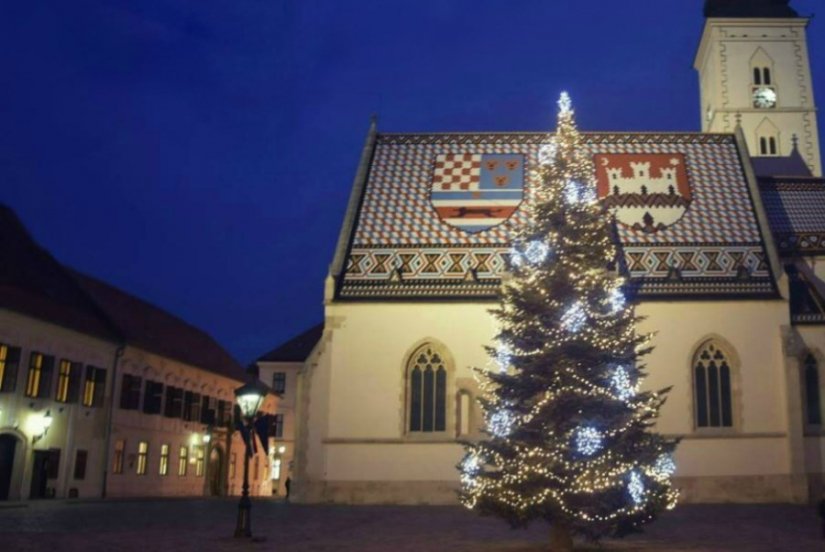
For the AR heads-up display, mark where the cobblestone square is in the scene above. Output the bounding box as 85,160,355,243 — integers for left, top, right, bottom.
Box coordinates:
0,499,822,551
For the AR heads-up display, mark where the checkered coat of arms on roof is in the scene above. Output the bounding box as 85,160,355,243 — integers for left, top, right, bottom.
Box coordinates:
430,153,525,233
595,153,693,233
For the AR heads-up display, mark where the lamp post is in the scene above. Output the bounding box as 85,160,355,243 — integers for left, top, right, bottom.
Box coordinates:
233,380,268,539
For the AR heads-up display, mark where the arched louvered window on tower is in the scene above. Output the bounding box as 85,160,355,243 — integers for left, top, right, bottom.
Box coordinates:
407,344,448,433
693,340,735,429
804,354,822,426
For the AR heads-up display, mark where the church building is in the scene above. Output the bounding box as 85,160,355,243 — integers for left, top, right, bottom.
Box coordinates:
290,0,825,504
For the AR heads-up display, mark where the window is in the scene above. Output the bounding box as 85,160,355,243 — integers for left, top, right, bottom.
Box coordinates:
159,444,170,476
113,440,125,474
56,360,82,403
457,391,471,437
0,344,21,392
183,392,201,422
119,374,142,410
271,458,282,482
217,400,231,426
693,341,734,428
178,446,188,476
253,457,259,481
271,414,284,438
407,344,448,433
142,380,164,415
82,366,106,407
805,355,822,425
136,441,148,475
26,352,55,398
194,445,205,477
73,450,88,480
164,387,184,418
200,396,216,425
752,66,772,86
272,372,286,394
229,453,237,479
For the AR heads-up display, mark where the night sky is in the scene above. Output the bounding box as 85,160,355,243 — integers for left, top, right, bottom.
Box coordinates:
3,1,824,363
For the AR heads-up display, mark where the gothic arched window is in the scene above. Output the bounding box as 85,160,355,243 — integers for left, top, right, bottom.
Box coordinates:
693,341,734,428
804,354,822,426
407,344,447,433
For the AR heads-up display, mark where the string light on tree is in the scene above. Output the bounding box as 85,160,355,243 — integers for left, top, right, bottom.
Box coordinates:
574,426,604,456
459,92,678,547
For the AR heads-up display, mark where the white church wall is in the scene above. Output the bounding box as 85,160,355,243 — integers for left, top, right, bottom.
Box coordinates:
296,297,799,503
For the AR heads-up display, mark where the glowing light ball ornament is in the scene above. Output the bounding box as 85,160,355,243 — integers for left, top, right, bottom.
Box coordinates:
538,140,558,166
653,454,677,481
510,241,551,268
564,179,597,206
611,365,636,402
608,287,626,313
628,471,645,506
495,345,512,373
489,407,515,438
574,426,603,456
560,302,587,333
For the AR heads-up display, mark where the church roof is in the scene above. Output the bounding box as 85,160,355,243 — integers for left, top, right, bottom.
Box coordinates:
333,132,780,301
704,0,800,19
257,323,323,363
759,177,825,256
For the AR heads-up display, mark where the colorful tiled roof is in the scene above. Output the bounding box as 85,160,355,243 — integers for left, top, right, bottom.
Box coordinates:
335,132,778,300
759,177,825,255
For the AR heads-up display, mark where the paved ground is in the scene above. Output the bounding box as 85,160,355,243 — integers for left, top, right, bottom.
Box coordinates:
0,499,822,551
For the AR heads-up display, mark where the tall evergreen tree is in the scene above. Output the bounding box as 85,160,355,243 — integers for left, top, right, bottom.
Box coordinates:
459,93,679,550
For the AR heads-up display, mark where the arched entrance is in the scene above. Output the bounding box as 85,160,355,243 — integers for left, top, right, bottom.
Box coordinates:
208,446,223,496
0,434,20,500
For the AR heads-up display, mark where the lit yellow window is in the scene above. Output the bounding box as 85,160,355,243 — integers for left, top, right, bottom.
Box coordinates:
56,360,71,402
159,444,169,476
26,353,43,397
178,446,188,476
136,441,149,475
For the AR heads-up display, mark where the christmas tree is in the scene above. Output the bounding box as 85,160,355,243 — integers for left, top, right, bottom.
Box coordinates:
459,93,679,550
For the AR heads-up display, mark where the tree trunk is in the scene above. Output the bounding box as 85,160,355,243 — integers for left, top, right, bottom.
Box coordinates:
549,522,573,552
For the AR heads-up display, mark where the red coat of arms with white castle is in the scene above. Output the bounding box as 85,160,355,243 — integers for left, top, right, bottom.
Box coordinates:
594,153,692,233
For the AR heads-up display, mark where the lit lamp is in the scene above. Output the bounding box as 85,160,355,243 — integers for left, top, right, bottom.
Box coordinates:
33,410,53,444
233,379,268,539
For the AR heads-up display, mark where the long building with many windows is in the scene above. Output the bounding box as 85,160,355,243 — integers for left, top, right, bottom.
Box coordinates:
0,206,277,500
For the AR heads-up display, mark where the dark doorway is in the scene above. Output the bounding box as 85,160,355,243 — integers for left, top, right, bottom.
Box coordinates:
208,447,223,496
0,435,18,500
30,451,50,499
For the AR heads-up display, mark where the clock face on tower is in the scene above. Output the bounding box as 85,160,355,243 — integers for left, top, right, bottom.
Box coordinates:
753,87,777,109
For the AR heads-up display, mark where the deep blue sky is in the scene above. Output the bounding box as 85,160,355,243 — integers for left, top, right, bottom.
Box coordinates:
3,1,824,363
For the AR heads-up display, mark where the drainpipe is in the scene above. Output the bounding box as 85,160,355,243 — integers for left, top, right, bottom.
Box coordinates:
100,345,125,498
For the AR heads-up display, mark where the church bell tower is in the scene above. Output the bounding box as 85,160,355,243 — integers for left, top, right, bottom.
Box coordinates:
695,0,821,176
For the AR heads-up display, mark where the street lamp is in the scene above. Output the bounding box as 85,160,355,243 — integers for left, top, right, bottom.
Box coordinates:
233,379,268,539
